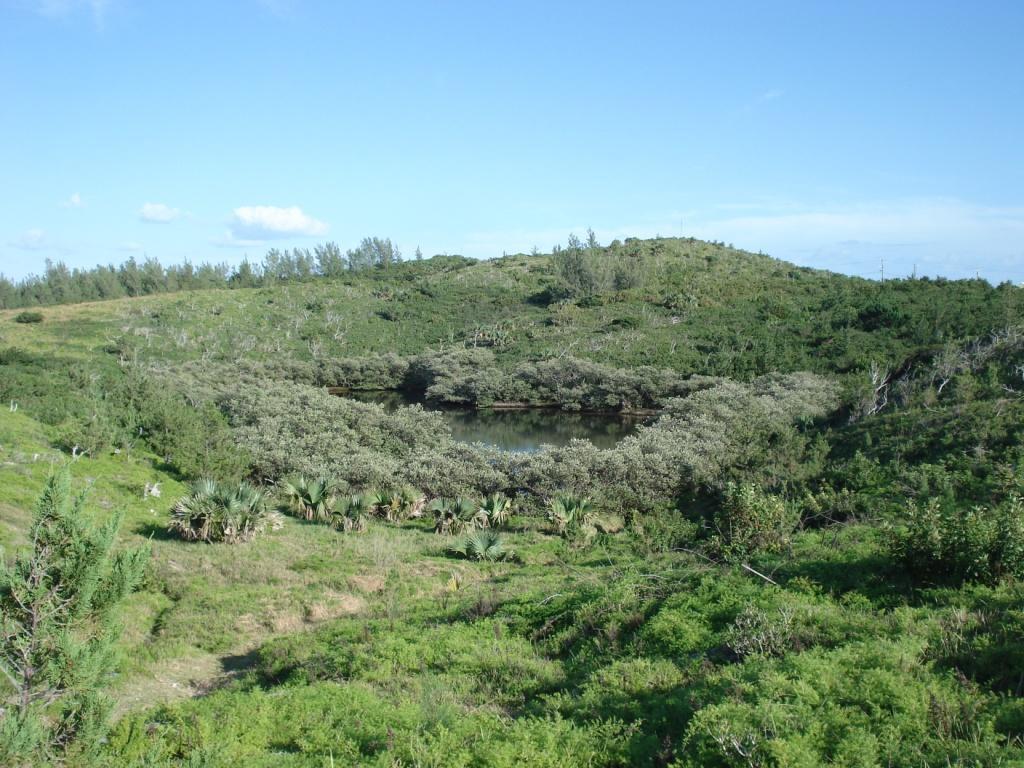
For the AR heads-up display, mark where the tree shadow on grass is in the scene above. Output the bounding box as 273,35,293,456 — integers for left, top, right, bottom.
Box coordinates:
132,521,179,541
220,647,261,675
771,552,914,604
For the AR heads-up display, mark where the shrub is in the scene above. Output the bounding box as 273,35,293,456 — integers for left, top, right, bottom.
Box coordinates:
680,639,1012,767
430,497,477,535
332,494,370,532
548,493,596,540
480,492,514,528
708,483,796,561
724,605,798,659
280,476,335,522
169,479,279,543
448,530,515,562
13,311,43,323
370,486,424,522
123,372,249,482
54,412,120,457
628,507,699,555
889,495,1024,585
0,470,148,764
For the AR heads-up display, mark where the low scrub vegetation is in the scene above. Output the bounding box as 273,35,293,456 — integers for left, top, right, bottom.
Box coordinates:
2,238,1024,766
707,483,797,562
168,479,280,543
890,494,1024,585
448,529,515,562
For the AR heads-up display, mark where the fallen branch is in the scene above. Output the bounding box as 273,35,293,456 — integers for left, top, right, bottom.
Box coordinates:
741,563,779,586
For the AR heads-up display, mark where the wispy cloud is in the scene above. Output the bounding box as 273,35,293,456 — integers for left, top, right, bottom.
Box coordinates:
10,228,48,250
740,88,785,114
61,192,84,209
255,0,297,17
32,0,112,27
118,241,144,252
8,228,72,255
139,202,182,223
223,205,328,243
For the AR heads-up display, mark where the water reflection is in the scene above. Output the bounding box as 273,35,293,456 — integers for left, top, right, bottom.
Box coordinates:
340,390,644,452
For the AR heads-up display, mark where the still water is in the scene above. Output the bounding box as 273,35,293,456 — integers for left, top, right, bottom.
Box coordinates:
341,390,644,452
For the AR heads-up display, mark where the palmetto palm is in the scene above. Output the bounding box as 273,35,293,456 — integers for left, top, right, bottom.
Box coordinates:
397,486,426,521
547,493,595,537
226,482,270,541
479,493,513,529
333,494,370,532
430,496,476,535
169,479,271,543
281,476,335,522
451,529,512,562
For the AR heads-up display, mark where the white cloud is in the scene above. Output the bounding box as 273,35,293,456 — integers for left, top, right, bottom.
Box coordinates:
34,0,111,26
8,228,71,255
139,202,182,223
227,205,328,240
118,241,144,252
62,192,84,208
10,228,48,250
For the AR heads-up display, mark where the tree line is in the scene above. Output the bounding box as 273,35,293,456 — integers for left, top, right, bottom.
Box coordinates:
0,237,408,309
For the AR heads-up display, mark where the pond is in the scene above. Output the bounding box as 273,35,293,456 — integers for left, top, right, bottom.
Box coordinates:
338,390,646,452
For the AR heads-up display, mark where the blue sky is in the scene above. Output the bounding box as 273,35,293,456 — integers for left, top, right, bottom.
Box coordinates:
2,0,1023,282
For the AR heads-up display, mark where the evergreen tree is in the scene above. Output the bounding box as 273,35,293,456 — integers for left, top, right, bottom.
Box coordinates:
230,258,261,288
314,242,346,277
0,470,149,765
117,257,144,296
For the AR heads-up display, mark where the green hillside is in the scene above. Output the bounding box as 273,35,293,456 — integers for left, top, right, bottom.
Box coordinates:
1,238,1023,767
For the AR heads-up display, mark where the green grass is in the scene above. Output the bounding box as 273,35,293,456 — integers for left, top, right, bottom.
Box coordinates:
3,240,1017,381
2,239,1023,765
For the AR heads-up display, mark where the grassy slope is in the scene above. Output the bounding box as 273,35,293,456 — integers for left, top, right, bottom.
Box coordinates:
0,404,588,722
2,239,1016,380
1,240,1022,765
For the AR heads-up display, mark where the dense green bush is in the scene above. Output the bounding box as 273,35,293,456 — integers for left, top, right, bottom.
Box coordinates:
54,408,122,457
890,495,1024,585
280,475,335,522
13,310,43,323
122,371,249,481
168,479,280,543
708,483,797,562
628,506,700,554
679,638,1014,767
